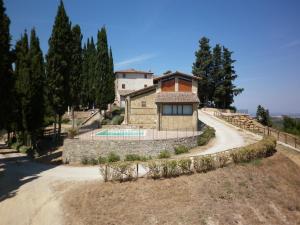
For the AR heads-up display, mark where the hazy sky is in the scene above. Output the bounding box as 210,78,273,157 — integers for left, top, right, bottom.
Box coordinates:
4,0,300,114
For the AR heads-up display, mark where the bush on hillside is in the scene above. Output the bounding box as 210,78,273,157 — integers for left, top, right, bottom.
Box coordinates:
112,115,124,125
230,136,276,163
158,150,171,159
174,145,189,155
107,152,121,163
197,126,216,146
193,155,215,173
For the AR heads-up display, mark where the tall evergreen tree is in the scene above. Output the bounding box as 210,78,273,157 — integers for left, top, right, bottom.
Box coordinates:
87,37,97,107
95,27,110,109
28,28,45,146
107,46,115,104
221,47,243,108
211,44,223,108
192,37,213,106
46,0,72,139
80,42,89,106
0,0,14,137
15,32,31,144
69,24,82,128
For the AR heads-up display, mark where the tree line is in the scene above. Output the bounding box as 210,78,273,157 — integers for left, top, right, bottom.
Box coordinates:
192,37,243,108
0,0,115,147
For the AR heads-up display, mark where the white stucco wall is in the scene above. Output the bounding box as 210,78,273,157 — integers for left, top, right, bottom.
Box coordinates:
116,73,153,91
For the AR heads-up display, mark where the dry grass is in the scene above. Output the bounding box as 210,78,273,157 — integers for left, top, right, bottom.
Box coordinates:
63,152,300,225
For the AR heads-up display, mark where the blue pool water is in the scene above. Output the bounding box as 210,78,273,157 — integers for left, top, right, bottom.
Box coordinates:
96,129,145,137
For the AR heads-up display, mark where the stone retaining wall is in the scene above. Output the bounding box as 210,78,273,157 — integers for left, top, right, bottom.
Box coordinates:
62,135,200,164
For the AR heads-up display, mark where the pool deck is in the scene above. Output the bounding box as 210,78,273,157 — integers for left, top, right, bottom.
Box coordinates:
77,128,202,141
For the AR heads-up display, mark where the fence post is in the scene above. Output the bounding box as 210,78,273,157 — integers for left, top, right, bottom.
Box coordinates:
136,163,139,179
277,131,280,140
295,138,297,148
105,164,108,182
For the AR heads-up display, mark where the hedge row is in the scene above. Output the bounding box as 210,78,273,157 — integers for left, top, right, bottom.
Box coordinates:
99,136,277,182
197,126,216,146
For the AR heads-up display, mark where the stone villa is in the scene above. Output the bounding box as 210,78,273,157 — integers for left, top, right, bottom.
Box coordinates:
114,69,154,107
123,71,200,131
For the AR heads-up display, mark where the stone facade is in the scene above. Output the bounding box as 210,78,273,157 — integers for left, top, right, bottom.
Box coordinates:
127,89,157,128
62,134,200,164
125,71,200,131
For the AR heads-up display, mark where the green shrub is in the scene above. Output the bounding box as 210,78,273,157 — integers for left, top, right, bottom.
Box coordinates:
174,145,189,155
101,119,111,125
147,160,162,179
125,154,141,161
177,158,193,174
98,156,107,164
112,115,124,125
194,155,215,173
19,145,32,154
158,150,171,159
10,141,22,150
68,128,78,139
230,136,276,163
89,158,98,165
81,156,89,165
100,161,136,182
197,126,216,146
107,152,121,162
62,118,70,124
216,153,230,168
162,160,180,178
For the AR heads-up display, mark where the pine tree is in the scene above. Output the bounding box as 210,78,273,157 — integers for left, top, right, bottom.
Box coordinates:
95,27,110,110
87,37,97,107
28,28,45,146
107,46,115,104
69,24,82,128
15,31,31,144
46,0,72,140
221,47,243,108
80,42,89,107
192,37,213,106
212,44,224,108
0,0,14,137
256,105,272,126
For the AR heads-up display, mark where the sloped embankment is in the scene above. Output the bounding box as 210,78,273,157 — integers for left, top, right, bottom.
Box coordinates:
63,152,300,225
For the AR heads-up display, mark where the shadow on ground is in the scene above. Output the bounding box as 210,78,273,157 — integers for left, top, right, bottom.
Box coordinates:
0,143,57,202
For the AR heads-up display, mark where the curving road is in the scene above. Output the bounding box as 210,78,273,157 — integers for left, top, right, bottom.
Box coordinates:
195,110,246,155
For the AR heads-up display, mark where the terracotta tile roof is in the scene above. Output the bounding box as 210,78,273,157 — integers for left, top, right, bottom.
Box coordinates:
124,85,157,97
153,71,201,81
118,90,135,96
155,92,200,103
115,69,153,74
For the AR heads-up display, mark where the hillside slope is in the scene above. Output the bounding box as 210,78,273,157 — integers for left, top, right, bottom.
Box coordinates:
63,153,300,225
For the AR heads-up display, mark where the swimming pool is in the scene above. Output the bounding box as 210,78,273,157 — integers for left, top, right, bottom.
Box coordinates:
96,129,145,137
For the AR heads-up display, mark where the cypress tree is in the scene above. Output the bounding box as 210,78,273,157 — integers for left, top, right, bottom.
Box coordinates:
46,0,72,140
88,37,97,107
80,42,89,107
212,44,224,108
221,47,243,108
15,31,31,145
192,37,213,106
95,27,109,110
28,28,45,146
69,24,82,128
0,0,14,138
107,46,115,104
